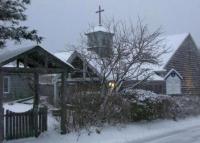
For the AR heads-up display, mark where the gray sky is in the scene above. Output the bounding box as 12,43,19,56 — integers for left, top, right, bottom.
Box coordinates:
22,0,200,52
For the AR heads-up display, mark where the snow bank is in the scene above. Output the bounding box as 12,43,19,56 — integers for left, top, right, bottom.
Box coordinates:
3,103,33,113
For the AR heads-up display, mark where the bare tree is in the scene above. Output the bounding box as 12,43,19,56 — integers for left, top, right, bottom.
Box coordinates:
74,19,166,96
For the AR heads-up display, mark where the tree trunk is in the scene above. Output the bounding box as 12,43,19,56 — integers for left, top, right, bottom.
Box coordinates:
0,70,4,142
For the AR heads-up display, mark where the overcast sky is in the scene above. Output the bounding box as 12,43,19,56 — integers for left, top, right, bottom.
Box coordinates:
22,0,200,52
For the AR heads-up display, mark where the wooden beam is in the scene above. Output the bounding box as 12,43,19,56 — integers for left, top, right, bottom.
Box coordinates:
1,67,67,74
24,55,28,68
33,72,39,137
44,54,48,68
83,61,86,79
0,70,4,142
60,72,67,134
16,60,19,68
25,56,44,68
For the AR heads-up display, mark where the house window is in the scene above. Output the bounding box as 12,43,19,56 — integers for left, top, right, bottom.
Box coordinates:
3,76,10,94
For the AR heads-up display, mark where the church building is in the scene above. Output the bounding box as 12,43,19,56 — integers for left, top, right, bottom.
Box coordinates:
41,6,200,106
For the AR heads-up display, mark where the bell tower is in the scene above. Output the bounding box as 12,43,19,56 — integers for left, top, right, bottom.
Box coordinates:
85,5,114,58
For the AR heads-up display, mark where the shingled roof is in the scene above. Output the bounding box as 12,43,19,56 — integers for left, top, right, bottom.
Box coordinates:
159,33,189,69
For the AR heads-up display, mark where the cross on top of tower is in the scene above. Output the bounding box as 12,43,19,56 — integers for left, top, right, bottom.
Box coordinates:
96,5,104,26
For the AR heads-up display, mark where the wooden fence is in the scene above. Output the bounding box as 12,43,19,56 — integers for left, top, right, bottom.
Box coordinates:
4,107,47,140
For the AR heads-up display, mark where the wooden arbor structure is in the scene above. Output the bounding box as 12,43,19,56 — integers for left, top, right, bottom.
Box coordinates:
0,45,73,141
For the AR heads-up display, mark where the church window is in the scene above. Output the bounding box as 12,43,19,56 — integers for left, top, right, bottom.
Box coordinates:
171,72,176,77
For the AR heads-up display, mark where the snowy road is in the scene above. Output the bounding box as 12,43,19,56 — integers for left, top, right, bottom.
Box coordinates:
133,125,200,143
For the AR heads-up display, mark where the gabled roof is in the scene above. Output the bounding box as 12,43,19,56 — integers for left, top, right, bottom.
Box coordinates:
55,50,102,77
0,46,34,65
0,45,74,70
164,68,183,80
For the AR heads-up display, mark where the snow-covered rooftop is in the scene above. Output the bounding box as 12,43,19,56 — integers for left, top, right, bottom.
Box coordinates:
148,73,164,81
0,45,74,68
159,33,189,69
0,46,35,65
54,51,74,63
87,25,111,33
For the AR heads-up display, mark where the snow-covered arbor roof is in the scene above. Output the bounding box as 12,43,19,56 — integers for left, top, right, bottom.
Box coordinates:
0,45,74,73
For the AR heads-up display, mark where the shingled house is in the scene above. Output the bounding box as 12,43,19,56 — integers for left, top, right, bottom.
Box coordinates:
123,33,200,96
162,33,200,96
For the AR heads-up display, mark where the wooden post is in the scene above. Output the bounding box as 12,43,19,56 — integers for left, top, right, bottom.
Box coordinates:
60,72,67,134
0,69,4,142
83,61,86,79
16,60,19,68
33,72,39,108
24,55,27,68
44,54,48,68
33,72,39,137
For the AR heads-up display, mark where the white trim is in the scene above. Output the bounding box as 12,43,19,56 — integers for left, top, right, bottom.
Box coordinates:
3,76,10,94
164,68,183,80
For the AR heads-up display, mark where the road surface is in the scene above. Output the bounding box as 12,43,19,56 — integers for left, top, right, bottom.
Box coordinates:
133,125,200,143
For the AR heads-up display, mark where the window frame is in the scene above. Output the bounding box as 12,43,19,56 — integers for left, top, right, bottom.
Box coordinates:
3,76,10,94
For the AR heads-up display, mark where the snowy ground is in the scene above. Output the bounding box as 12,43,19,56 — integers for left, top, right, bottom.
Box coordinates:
131,126,200,143
2,106,200,143
3,102,200,143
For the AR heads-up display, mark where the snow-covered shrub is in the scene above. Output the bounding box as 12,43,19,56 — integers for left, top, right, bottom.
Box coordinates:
121,89,178,121
172,95,200,118
58,87,200,133
62,89,181,132
66,93,104,131
66,92,132,131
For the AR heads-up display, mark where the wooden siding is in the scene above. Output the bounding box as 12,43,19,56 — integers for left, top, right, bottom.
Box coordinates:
165,35,200,96
3,74,33,101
